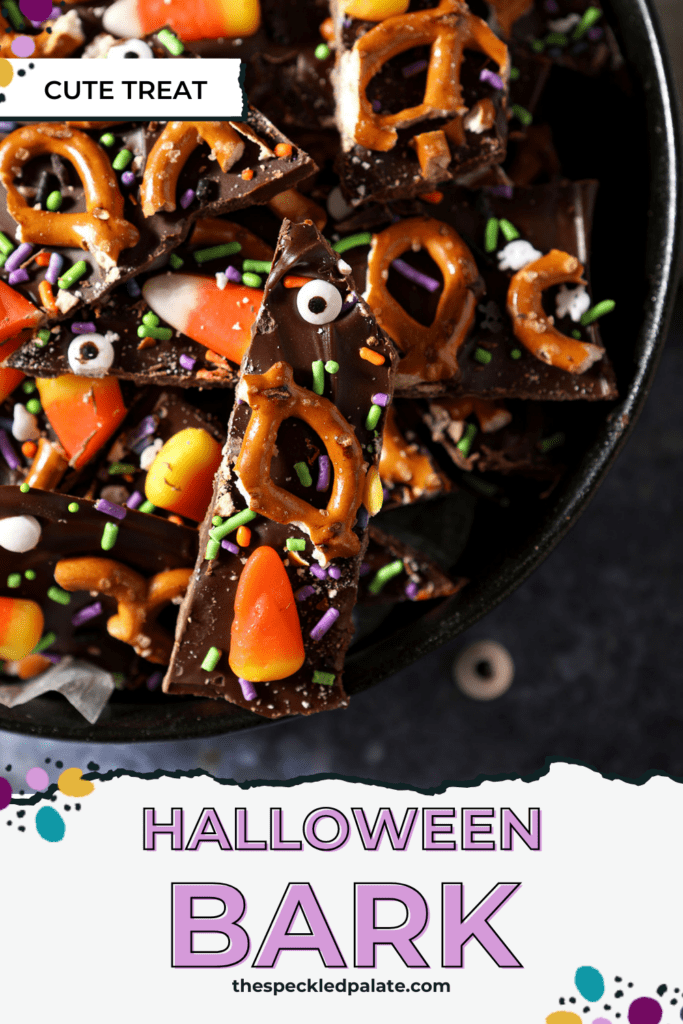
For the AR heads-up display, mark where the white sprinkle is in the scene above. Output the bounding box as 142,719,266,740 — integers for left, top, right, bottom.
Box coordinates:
139,437,163,470
215,272,227,291
548,13,581,32
555,284,590,322
12,403,39,442
497,239,542,272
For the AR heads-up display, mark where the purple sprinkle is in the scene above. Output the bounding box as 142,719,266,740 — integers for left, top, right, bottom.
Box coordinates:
402,58,428,78
71,601,103,627
316,454,331,492
94,498,127,520
340,292,358,315
371,392,389,407
371,99,382,112
479,68,504,90
486,184,514,199
126,490,143,510
544,0,559,10
5,243,33,273
126,278,141,298
8,269,29,285
382,486,390,502
0,121,16,132
405,581,419,600
238,677,257,701
225,265,242,284
343,15,352,26
71,321,96,334
180,188,195,209
587,25,603,40
50,4,62,16
296,585,316,603
45,252,63,286
359,562,370,577
128,415,157,450
43,653,62,664
179,353,196,372
328,566,341,580
310,607,340,641
310,564,327,580
146,671,163,691
0,429,20,470
356,506,369,530
221,539,240,555
121,170,135,187
392,258,440,293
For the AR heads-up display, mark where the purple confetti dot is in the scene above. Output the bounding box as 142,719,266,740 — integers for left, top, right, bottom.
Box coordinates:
11,35,36,57
0,777,11,810
19,0,53,19
26,766,49,791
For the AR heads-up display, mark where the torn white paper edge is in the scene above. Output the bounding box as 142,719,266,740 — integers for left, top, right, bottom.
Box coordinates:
0,657,115,724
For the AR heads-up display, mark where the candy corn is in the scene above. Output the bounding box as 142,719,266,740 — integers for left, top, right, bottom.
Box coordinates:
341,0,410,19
0,281,43,344
144,428,222,522
229,546,305,682
102,0,260,41
35,375,126,470
142,274,263,365
0,596,44,661
0,367,25,403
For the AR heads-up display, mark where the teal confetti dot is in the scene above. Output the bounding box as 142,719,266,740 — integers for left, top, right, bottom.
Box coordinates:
36,805,65,843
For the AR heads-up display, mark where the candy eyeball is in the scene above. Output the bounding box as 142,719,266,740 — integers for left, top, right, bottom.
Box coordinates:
296,279,343,325
67,333,115,376
108,39,155,59
0,515,41,553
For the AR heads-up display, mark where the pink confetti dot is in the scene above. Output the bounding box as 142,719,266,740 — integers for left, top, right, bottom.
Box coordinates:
26,766,49,790
0,776,11,809
19,0,52,19
11,35,36,57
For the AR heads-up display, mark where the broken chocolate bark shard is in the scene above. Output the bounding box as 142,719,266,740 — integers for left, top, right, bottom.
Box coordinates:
380,402,453,509
359,524,467,604
165,218,397,718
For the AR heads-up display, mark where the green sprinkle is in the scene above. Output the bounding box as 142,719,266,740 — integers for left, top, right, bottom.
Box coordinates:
365,404,382,430
313,670,335,686
580,299,616,326
212,516,223,526
511,104,533,127
205,537,220,561
112,672,126,690
286,538,306,551
47,585,71,606
194,242,241,264
531,38,545,52
32,631,56,654
314,42,330,60
58,260,88,290
4,0,25,30
36,328,51,346
540,431,565,452
242,259,272,274
24,569,36,581
499,218,521,241
333,232,372,254
45,190,62,212
294,461,313,487
484,217,499,253
99,132,116,147
368,559,404,595
101,522,119,551
26,399,41,415
311,359,325,395
0,232,15,256
109,462,136,475
136,325,173,341
573,5,601,38
467,476,498,497
112,149,133,171
201,646,222,672
510,348,522,360
210,508,256,541
545,31,568,46
19,483,30,493
139,500,155,514
7,573,21,589
474,347,492,365
325,360,340,374
509,66,520,81
0,253,6,269
457,422,478,457
141,311,160,328
169,253,184,270
21,380,36,394
242,272,262,288
157,26,185,54
67,502,79,513
571,329,582,339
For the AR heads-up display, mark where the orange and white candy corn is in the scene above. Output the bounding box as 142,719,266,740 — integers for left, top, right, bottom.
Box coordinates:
0,597,44,661
102,0,260,41
144,428,222,522
35,374,126,470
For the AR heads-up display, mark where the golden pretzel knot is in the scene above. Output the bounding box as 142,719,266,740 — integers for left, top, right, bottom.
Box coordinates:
0,125,140,270
340,0,509,152
234,361,366,564
364,216,483,385
506,249,605,374
54,557,193,665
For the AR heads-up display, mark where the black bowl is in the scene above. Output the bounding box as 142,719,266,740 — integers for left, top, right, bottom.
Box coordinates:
0,0,680,740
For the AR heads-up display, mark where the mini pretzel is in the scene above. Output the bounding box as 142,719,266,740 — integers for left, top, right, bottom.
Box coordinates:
485,0,533,39
379,406,445,497
506,249,605,374
234,362,366,563
365,217,482,384
54,557,192,664
434,396,512,436
140,122,246,217
339,0,509,152
0,125,139,270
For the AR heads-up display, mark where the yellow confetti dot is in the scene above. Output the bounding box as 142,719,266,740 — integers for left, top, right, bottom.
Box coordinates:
58,767,95,798
546,1014,582,1024
0,59,14,88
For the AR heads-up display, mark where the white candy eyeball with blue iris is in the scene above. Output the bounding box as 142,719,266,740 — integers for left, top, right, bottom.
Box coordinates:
67,333,115,376
108,39,155,59
296,279,343,325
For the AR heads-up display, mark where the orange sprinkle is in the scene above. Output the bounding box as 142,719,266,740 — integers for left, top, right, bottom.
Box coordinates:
283,275,314,289
359,346,385,366
274,143,293,158
236,525,251,547
241,168,254,181
420,191,444,204
34,252,51,267
167,514,184,526
21,441,37,459
38,279,58,314
320,16,334,41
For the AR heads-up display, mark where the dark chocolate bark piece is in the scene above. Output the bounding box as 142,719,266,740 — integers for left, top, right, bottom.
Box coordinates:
359,524,467,604
165,218,397,718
